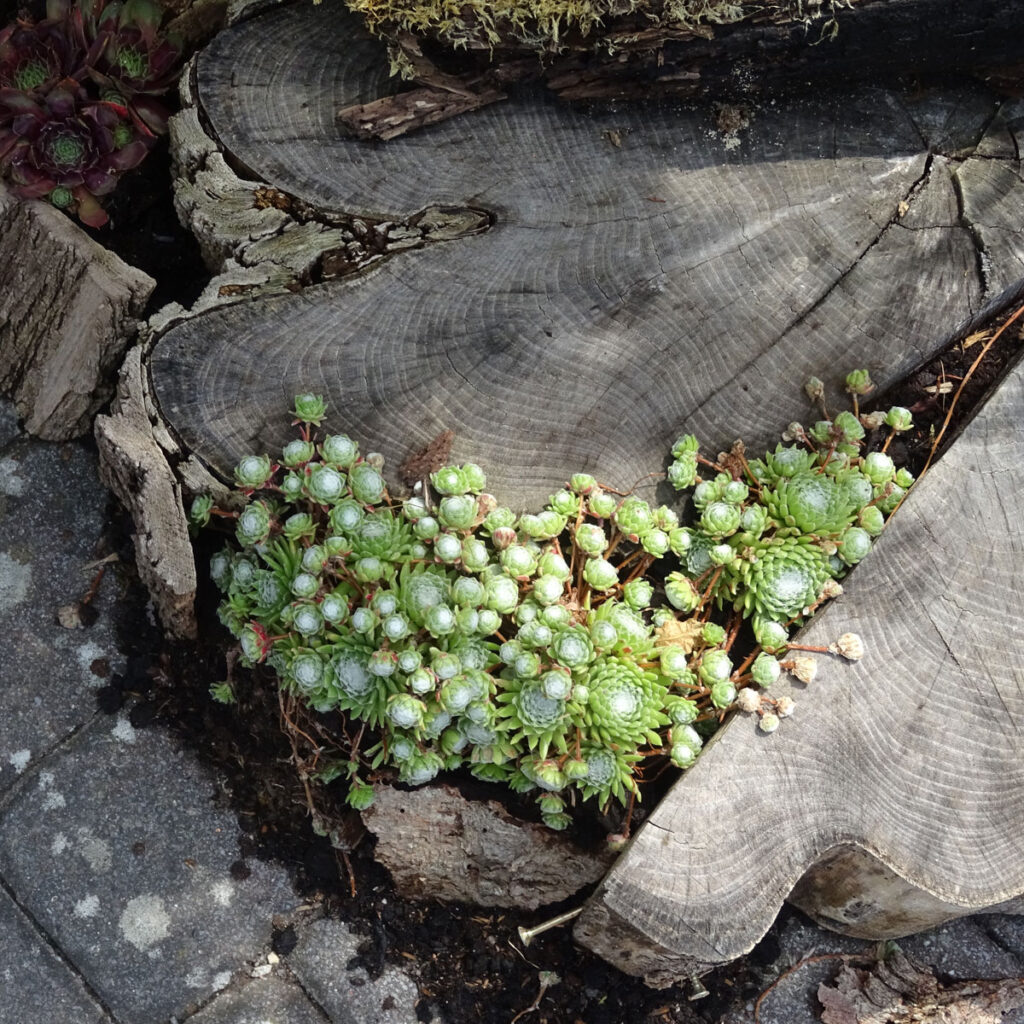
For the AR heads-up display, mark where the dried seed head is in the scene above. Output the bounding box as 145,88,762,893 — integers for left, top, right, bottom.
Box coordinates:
735,688,761,713
775,696,796,717
788,656,818,684
830,632,864,661
759,712,780,734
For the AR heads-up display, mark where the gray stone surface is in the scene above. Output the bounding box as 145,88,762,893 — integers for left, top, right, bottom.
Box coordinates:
0,886,111,1024
186,975,330,1024
289,917,428,1024
0,716,299,1024
0,435,123,795
720,907,1024,1024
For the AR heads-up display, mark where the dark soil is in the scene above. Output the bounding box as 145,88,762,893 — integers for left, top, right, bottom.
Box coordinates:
60,41,1024,1023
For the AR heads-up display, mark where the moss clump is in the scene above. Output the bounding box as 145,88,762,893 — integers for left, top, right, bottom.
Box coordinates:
336,0,845,61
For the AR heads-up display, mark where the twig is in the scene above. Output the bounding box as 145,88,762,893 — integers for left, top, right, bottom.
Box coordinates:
754,951,874,1022
899,299,1024,512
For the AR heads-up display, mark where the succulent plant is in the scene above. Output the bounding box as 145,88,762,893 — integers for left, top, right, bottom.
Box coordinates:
0,0,179,225
198,378,907,827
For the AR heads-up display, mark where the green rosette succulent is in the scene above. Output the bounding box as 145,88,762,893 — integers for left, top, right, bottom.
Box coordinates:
580,656,670,749
729,536,831,621
495,676,578,758
572,744,641,806
763,471,856,536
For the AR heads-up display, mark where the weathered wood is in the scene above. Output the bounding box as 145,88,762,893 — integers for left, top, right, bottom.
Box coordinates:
363,785,616,909
574,283,1024,985
0,183,154,440
334,0,1024,139
149,1,1022,511
94,346,199,639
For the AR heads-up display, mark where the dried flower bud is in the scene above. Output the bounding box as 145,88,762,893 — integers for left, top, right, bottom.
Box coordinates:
804,376,825,402
829,632,864,661
788,656,818,684
758,712,780,734
859,410,887,431
735,688,761,713
775,696,796,717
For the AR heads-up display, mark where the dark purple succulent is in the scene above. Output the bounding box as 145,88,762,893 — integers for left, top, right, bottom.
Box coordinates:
0,81,150,226
0,0,180,226
84,0,181,134
0,1,87,98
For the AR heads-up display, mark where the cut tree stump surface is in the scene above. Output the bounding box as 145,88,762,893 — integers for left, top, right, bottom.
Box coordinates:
150,1,1024,508
144,0,1024,984
576,288,1024,984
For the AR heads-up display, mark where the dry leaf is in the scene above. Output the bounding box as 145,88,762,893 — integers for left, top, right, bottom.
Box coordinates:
818,950,1024,1024
655,617,703,654
398,429,455,486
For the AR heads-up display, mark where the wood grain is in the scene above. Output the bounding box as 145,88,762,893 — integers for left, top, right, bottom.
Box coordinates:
149,2,1024,509
575,282,1024,984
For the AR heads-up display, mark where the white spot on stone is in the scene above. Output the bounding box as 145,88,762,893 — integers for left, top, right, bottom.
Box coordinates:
74,895,100,918
8,750,30,774
0,458,25,496
42,789,66,811
250,963,272,979
209,881,233,907
112,716,137,744
185,967,207,989
119,895,171,951
76,829,112,873
0,552,31,612
38,771,54,789
51,833,69,855
212,971,232,991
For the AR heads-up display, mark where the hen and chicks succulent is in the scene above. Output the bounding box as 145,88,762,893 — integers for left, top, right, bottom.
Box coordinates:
194,375,913,830
0,0,180,226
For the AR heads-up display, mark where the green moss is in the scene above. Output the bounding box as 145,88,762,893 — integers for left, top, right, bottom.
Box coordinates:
336,0,848,61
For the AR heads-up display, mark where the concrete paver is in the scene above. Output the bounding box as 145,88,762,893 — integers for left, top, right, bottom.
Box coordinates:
184,975,331,1024
0,716,299,1024
0,430,123,795
0,885,112,1024
290,917,428,1024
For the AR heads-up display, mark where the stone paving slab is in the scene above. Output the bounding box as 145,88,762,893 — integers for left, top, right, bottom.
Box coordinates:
0,430,123,796
184,975,330,1024
0,715,299,1024
290,917,431,1024
0,885,112,1024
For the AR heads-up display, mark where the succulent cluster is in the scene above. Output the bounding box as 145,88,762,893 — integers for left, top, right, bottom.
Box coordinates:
195,377,912,830
0,0,180,226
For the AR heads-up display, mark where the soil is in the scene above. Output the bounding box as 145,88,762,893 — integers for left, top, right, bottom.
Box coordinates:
23,29,1020,1021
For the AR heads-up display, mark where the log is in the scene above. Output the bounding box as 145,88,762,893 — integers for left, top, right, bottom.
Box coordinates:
337,0,1024,139
363,785,616,909
95,346,201,639
574,282,1024,985
0,183,154,440
149,0,1022,511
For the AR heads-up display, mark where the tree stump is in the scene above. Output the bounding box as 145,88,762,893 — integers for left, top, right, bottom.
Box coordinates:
139,0,1024,980
149,1,1024,511
575,283,1024,984
0,183,154,440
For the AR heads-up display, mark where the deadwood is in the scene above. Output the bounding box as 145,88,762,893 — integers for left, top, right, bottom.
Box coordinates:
575,283,1024,985
339,0,1024,139
151,2,1024,509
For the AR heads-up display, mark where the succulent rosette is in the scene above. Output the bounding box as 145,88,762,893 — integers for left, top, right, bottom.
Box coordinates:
763,470,857,536
0,82,148,224
730,536,832,621
82,0,180,133
581,656,670,749
0,3,85,98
